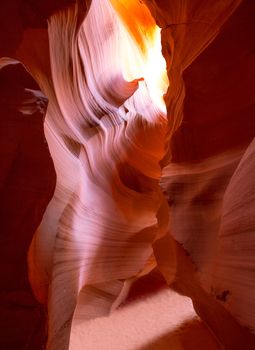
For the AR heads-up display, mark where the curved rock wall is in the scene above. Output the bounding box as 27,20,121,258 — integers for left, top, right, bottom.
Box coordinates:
1,0,255,349
0,58,56,348
144,0,255,348
18,1,170,349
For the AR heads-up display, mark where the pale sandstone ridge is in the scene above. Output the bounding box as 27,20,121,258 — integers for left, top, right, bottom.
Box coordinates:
21,1,169,349
0,0,255,349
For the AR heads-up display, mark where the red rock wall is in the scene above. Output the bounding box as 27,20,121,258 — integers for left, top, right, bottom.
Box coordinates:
144,0,255,348
1,1,255,349
0,1,84,349
0,58,56,348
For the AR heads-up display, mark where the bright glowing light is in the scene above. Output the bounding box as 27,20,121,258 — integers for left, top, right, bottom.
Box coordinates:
111,0,169,114
142,26,169,114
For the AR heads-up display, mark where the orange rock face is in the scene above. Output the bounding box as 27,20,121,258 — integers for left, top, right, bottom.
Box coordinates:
1,1,255,349
144,0,255,348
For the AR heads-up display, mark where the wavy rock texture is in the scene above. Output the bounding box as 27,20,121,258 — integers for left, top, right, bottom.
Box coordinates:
8,0,255,349
19,1,170,349
143,0,255,348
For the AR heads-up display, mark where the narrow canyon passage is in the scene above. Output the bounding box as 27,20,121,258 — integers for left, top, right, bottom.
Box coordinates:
0,0,255,349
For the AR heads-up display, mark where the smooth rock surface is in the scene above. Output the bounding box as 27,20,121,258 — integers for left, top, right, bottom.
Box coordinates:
0,59,56,349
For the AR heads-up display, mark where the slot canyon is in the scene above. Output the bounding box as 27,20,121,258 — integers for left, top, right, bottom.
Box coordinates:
0,0,255,349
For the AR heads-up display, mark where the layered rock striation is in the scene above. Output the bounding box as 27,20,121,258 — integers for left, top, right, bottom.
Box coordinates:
1,0,255,349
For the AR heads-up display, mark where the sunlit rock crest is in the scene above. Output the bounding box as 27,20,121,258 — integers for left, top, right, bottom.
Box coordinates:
17,0,255,349
25,1,169,349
